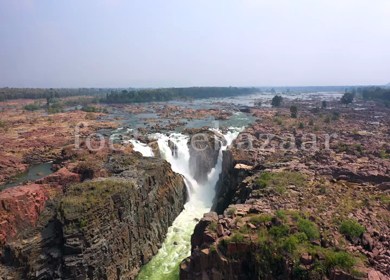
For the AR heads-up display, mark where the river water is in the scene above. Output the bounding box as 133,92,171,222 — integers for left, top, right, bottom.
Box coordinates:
0,162,54,191
1,91,342,277
115,91,343,279
133,128,243,280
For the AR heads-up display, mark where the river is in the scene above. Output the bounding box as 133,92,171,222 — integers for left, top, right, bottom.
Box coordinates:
126,127,242,280
114,91,344,279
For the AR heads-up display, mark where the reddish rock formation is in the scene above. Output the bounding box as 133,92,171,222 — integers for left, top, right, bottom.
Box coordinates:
35,167,81,190
0,107,120,185
181,102,390,279
0,184,49,246
0,154,187,280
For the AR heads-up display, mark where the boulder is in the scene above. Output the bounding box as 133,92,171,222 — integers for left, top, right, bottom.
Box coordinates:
0,184,49,245
35,167,81,189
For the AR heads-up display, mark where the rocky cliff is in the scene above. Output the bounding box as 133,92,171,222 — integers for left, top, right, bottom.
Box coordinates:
0,153,187,280
180,104,390,280
187,128,226,184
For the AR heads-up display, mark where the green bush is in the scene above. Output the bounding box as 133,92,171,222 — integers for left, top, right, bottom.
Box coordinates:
309,119,314,126
231,233,245,243
260,172,271,180
319,185,327,194
227,207,237,216
325,251,356,271
275,210,287,222
354,144,363,152
379,150,389,159
339,220,365,239
82,106,99,113
209,221,217,232
298,123,304,129
239,226,251,234
218,238,230,250
293,232,308,243
255,178,268,189
78,219,86,228
273,118,283,125
47,107,60,114
250,214,273,224
23,103,40,111
283,235,299,253
337,142,348,152
297,219,319,239
269,225,290,238
210,245,216,253
255,172,271,189
324,116,331,123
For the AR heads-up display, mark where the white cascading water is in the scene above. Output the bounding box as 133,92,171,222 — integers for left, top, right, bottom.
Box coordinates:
135,128,242,280
129,139,155,157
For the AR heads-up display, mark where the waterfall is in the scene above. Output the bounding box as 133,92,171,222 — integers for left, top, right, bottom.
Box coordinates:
136,128,242,280
129,139,154,157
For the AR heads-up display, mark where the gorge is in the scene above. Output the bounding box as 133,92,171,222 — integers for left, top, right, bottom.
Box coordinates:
0,93,389,280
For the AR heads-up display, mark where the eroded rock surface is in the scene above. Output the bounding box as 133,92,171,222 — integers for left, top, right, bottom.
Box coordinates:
0,154,187,280
181,102,390,280
187,128,227,184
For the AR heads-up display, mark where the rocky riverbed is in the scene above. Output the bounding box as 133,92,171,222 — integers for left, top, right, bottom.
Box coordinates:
180,99,390,279
1,94,389,280
0,98,120,187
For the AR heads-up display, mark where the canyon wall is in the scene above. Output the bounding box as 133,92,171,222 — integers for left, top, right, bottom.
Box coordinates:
188,129,226,184
0,154,187,280
180,107,390,280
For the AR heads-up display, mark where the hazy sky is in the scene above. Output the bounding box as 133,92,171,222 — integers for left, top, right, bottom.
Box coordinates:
0,0,389,88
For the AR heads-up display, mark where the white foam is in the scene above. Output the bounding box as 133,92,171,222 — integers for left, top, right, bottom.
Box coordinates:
137,128,242,279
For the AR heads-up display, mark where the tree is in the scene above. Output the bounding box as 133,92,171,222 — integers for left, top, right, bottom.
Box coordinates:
341,92,354,107
271,95,283,107
290,105,298,118
321,101,327,109
45,89,54,107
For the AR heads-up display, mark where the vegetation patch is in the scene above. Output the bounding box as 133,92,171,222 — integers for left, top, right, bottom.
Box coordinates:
325,251,356,271
227,207,237,216
339,220,365,239
269,224,290,238
255,171,305,194
297,219,320,239
23,103,41,111
208,221,217,232
60,180,134,218
250,214,273,224
82,106,100,112
226,211,363,278
273,118,283,125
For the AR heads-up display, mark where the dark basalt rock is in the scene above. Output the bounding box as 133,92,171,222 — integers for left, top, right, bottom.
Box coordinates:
181,104,390,280
187,129,226,184
0,154,187,280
